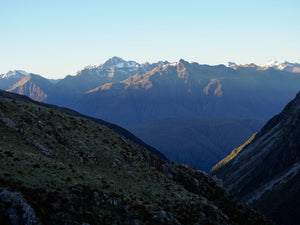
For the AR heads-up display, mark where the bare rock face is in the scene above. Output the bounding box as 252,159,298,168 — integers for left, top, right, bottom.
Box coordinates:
0,188,41,225
31,139,57,157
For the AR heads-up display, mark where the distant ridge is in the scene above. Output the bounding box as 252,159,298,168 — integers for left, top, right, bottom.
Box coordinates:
224,60,300,73
262,60,300,72
71,58,300,126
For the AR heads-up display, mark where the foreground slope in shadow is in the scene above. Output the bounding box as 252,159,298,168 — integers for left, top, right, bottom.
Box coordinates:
0,90,270,224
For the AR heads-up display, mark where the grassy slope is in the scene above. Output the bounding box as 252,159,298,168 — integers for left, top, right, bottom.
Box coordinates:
211,133,257,172
0,94,270,225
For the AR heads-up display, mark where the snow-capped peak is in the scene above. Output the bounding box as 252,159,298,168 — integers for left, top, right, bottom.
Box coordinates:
78,58,177,77
84,57,139,71
169,62,178,66
83,65,97,70
225,62,237,67
104,56,125,66
262,60,280,67
261,60,300,72
1,70,29,79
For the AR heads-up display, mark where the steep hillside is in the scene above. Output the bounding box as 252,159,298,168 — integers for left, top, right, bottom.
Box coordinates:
211,92,300,225
0,90,166,160
0,90,271,225
128,117,265,171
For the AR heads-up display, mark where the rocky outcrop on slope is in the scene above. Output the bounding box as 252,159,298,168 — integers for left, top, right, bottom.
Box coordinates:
0,188,41,225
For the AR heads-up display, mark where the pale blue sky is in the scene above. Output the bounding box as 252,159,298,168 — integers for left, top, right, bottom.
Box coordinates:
1,0,299,78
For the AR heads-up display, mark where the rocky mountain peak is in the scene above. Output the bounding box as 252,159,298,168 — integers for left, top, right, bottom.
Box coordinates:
178,58,189,65
102,56,137,68
79,57,140,75
106,56,125,64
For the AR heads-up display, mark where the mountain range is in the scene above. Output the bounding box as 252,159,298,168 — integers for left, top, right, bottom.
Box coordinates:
226,60,300,73
3,58,300,125
0,90,270,224
2,57,300,171
4,58,300,125
211,91,300,225
261,60,300,73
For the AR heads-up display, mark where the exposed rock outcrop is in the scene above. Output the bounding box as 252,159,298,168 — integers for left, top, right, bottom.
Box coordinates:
0,188,41,225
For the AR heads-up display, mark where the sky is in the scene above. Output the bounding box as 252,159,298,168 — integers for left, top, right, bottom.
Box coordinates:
1,0,300,79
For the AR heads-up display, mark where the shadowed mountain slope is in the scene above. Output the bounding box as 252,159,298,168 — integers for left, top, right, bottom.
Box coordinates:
211,91,300,225
0,90,271,224
128,117,265,172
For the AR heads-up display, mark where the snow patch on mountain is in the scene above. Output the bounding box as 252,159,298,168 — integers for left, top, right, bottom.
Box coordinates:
83,65,97,70
262,60,279,67
169,62,178,66
77,57,171,77
225,62,237,67
1,70,29,79
262,60,300,72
